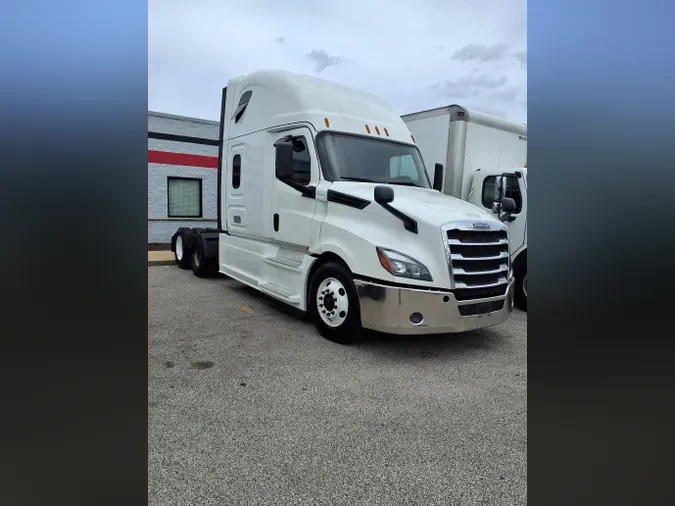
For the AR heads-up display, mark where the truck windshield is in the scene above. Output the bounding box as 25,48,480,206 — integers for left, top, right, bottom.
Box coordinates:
317,132,431,188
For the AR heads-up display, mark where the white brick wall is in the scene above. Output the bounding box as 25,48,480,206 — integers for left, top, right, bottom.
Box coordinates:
149,111,219,139
148,112,220,244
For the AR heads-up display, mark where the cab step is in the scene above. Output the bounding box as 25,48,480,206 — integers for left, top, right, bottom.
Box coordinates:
261,255,303,271
259,281,300,303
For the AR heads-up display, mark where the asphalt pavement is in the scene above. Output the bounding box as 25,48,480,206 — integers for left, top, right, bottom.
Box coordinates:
150,265,527,506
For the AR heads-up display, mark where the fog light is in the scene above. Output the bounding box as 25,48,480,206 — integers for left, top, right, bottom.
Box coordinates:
409,312,424,325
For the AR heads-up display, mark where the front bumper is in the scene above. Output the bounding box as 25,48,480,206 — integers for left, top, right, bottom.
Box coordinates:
354,278,514,335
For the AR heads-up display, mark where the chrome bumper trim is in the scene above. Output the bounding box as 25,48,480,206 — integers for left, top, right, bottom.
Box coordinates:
354,278,514,335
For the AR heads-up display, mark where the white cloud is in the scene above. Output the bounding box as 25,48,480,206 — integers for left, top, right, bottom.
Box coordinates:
512,50,527,66
306,50,346,72
432,72,510,98
149,0,527,123
451,43,509,63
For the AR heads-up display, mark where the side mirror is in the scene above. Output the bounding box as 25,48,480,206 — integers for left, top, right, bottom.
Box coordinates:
501,197,516,214
374,185,395,205
274,140,294,179
433,163,444,191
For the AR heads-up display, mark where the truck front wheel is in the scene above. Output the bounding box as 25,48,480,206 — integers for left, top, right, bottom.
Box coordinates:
309,262,362,344
515,267,527,311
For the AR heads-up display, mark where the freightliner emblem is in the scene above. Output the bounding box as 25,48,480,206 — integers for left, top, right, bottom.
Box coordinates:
472,222,490,230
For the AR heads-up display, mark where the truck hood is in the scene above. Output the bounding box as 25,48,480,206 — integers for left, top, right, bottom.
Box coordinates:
328,181,498,226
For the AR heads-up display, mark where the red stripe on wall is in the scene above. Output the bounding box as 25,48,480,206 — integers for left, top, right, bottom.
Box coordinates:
148,150,218,169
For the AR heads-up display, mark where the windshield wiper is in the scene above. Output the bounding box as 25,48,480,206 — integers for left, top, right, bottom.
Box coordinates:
339,176,425,188
388,181,424,188
339,176,378,183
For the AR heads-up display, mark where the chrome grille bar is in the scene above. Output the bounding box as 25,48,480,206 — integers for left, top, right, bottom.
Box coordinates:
442,221,510,299
447,238,508,247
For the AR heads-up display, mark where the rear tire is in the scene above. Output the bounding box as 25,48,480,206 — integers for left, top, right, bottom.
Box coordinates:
515,266,527,311
174,234,191,270
191,241,218,278
309,261,362,344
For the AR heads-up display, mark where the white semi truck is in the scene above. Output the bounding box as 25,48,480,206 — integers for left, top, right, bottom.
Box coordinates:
402,106,528,310
171,71,518,344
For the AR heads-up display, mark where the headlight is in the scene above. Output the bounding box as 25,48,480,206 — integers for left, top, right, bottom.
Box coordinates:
376,247,432,281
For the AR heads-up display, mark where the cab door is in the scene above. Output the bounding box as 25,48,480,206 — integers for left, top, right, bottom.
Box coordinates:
471,169,527,254
271,126,319,248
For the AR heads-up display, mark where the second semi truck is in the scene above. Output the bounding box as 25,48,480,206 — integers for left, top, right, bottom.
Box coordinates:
402,106,528,310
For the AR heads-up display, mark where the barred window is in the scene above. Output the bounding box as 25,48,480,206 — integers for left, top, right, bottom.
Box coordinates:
167,177,202,218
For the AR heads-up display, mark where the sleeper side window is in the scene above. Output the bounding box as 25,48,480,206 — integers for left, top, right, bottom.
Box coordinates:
232,154,241,189
482,175,522,213
232,91,252,123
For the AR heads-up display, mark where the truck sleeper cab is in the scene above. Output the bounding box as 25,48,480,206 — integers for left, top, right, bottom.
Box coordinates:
171,70,514,344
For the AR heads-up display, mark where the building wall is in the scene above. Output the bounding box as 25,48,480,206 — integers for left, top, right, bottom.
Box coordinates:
148,111,220,245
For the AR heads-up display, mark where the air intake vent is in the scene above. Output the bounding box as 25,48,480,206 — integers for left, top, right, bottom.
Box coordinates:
458,300,505,316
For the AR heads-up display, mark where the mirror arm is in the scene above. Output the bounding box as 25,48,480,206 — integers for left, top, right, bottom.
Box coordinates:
493,200,516,222
275,134,293,146
279,178,315,198
377,201,418,233
498,210,513,222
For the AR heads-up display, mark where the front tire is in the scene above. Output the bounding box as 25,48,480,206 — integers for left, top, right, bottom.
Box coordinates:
515,267,527,311
309,262,362,344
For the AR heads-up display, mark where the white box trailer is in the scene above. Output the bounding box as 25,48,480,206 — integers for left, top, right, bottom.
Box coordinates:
402,106,528,310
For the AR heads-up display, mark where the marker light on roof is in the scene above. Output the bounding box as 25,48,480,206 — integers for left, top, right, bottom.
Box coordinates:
365,124,371,133
411,135,415,143
384,128,389,137
324,117,330,127
375,126,380,135
457,111,465,117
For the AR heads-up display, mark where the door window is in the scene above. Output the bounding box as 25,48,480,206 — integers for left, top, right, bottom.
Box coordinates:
482,175,523,213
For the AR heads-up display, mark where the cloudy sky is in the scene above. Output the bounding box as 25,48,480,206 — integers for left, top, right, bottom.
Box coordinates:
149,0,527,124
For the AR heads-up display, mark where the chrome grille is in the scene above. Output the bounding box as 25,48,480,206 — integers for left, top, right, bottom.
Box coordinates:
444,224,509,301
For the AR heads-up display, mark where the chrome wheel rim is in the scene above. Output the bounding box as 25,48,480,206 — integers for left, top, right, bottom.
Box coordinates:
317,277,349,327
176,236,183,260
